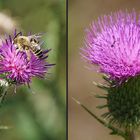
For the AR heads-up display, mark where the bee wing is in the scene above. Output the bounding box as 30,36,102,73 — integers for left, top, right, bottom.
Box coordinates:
35,44,41,50
30,44,41,51
28,33,46,39
34,32,46,36
38,41,44,46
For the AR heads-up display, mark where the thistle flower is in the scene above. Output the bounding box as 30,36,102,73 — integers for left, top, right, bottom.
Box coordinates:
80,10,140,139
0,31,53,86
82,10,140,82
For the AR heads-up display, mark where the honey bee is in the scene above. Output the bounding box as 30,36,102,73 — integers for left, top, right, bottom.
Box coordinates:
13,32,44,60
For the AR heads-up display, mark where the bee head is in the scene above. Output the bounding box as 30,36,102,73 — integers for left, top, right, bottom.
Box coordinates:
30,38,39,44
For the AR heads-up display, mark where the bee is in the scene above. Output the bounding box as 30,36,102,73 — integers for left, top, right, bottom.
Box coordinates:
13,32,44,60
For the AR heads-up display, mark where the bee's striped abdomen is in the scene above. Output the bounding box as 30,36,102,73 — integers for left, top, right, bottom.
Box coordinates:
34,49,43,58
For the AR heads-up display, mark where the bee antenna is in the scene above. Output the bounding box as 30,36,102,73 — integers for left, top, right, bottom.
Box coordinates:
13,32,22,39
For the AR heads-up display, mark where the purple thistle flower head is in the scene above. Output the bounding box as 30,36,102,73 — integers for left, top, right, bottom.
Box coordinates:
0,31,54,85
82,10,140,82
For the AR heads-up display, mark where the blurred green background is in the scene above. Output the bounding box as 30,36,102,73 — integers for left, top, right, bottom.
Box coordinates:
69,0,140,140
0,0,66,140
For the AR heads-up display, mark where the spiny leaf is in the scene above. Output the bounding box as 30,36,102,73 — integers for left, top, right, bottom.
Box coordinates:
96,104,108,109
92,81,109,90
95,94,107,99
101,112,111,118
102,75,112,84
72,97,127,138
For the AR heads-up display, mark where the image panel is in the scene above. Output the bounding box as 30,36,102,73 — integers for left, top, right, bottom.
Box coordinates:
69,0,140,140
0,0,66,140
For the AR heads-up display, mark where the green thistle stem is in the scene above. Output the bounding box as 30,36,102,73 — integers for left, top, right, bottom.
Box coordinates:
128,132,135,140
0,79,11,130
125,130,138,140
0,90,7,104
0,81,9,104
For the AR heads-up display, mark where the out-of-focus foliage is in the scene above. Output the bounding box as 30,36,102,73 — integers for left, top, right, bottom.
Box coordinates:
0,0,66,140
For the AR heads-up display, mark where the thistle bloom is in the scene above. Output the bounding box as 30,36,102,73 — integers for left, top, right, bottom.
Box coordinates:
82,10,140,81
80,10,140,134
0,31,53,85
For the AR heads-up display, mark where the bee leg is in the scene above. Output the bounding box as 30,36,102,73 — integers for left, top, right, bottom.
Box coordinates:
15,45,23,55
15,47,20,54
25,50,31,61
